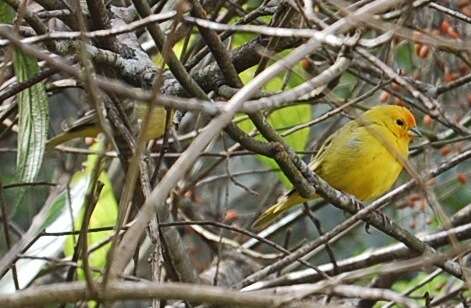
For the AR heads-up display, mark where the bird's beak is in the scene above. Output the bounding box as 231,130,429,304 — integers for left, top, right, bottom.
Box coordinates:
408,127,422,138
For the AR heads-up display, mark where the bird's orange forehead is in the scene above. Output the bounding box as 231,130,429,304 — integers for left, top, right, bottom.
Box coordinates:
402,107,416,128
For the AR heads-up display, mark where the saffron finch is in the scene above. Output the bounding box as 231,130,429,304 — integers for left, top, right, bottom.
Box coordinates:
46,104,172,150
252,105,417,229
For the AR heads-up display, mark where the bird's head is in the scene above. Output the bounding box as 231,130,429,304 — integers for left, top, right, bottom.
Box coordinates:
362,105,418,141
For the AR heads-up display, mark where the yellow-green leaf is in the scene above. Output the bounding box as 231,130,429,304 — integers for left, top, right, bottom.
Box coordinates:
239,65,311,187
64,143,118,279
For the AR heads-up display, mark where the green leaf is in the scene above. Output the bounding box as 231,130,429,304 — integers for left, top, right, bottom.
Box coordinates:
232,32,257,50
239,65,311,187
395,41,414,72
0,2,14,23
64,144,118,279
333,72,357,99
41,172,91,230
0,164,92,292
14,51,49,187
1,2,49,207
392,272,450,306
63,172,118,279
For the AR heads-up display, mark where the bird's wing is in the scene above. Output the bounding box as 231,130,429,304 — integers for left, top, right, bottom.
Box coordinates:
309,120,358,171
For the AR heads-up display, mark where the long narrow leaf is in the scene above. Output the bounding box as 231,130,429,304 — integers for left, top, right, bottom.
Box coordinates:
13,51,49,191
0,2,49,204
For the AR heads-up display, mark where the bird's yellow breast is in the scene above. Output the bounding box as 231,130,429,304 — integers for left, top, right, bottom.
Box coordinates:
313,122,409,201
134,105,172,141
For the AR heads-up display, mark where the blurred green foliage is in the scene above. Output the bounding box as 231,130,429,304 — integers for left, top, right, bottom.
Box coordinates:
64,146,118,280
238,64,311,187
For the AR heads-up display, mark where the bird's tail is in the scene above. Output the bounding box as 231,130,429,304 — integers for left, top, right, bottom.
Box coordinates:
252,191,307,230
46,125,98,151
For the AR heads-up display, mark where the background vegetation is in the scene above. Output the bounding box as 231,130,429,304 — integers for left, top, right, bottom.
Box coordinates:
1,0,471,307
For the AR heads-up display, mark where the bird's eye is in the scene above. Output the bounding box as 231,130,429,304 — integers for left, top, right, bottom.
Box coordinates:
396,119,405,126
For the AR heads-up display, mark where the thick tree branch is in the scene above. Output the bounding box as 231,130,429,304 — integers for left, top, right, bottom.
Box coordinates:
0,281,287,308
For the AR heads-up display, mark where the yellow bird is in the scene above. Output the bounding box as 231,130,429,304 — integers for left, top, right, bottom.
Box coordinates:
46,104,171,150
252,104,418,229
